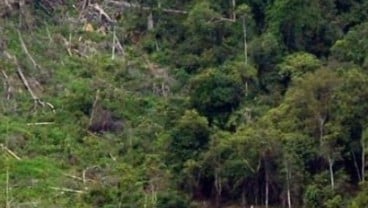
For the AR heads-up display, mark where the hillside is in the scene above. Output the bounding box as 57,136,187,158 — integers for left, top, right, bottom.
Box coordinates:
1,1,368,208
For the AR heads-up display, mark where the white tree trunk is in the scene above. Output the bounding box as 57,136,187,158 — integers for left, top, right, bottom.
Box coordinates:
243,16,249,96
286,163,292,208
232,0,236,20
243,17,247,65
351,151,362,181
214,171,222,207
328,157,335,189
148,12,154,30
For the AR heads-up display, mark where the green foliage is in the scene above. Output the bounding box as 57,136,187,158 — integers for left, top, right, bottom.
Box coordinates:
156,191,191,208
331,22,368,68
189,69,244,125
267,0,340,54
167,110,210,173
349,183,368,208
278,52,321,79
2,1,368,207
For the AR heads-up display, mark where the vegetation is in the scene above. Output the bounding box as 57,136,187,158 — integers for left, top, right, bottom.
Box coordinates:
1,0,368,207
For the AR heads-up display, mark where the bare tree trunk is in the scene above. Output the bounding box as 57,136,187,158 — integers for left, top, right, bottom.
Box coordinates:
242,16,247,65
214,171,222,207
319,117,325,146
286,162,292,208
242,16,248,96
352,151,362,182
241,188,246,208
147,12,154,30
328,156,335,189
319,117,335,189
112,27,116,60
265,161,269,208
232,0,236,20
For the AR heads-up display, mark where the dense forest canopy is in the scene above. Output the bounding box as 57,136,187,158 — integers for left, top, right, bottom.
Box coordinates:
1,0,368,207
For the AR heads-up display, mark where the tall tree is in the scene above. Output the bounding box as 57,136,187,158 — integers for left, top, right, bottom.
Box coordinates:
267,0,340,55
282,68,342,189
336,68,368,182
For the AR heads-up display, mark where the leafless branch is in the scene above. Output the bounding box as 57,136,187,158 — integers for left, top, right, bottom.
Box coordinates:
63,173,85,182
26,122,55,126
89,89,100,127
18,30,41,71
90,3,114,23
1,70,11,100
3,51,56,113
1,144,21,160
50,187,86,194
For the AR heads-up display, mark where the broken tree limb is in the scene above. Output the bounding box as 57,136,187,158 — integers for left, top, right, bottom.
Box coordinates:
91,3,114,23
45,25,53,44
18,30,41,71
89,89,100,127
3,51,56,113
82,0,90,10
3,0,13,10
60,33,74,56
1,144,21,160
26,122,55,126
111,27,125,60
63,173,85,182
63,172,97,183
1,70,11,100
50,187,86,194
82,169,86,184
112,27,116,60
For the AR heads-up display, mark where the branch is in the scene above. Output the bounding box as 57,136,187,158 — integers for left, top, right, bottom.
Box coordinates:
26,122,55,126
63,173,85,182
4,0,12,10
1,144,21,160
111,27,125,60
18,31,41,71
90,3,114,23
1,70,11,100
82,0,90,10
3,51,56,113
89,89,100,127
50,187,86,194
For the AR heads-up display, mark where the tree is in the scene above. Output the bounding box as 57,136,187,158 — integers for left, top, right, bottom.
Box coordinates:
189,69,244,127
336,68,368,182
267,0,340,55
262,108,317,207
331,22,368,68
282,68,342,189
166,110,210,174
350,183,368,208
278,52,321,85
248,32,284,92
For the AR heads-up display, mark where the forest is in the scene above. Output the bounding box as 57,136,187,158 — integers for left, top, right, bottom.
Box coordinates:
1,0,368,207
